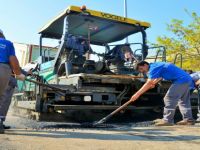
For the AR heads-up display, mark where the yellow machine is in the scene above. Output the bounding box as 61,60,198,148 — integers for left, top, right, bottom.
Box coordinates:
14,6,174,122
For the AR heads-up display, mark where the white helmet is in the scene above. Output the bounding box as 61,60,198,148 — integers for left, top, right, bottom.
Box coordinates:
0,29,3,34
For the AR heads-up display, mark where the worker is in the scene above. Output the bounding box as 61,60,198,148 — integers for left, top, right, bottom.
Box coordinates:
122,45,139,68
190,71,200,87
132,61,194,126
190,71,200,122
0,29,25,134
123,46,137,63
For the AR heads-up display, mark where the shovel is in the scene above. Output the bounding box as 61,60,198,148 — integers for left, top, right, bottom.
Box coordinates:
88,78,162,127
93,98,134,126
80,98,135,128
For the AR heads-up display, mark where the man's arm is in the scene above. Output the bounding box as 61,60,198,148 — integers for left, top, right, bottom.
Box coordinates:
9,56,21,75
8,42,25,81
8,42,22,75
130,78,162,102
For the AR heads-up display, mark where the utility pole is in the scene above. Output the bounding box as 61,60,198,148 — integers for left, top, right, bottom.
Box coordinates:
124,0,128,43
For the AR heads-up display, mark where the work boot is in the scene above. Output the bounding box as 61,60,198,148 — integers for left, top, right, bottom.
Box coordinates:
155,120,173,126
0,119,4,134
3,125,11,129
176,120,195,125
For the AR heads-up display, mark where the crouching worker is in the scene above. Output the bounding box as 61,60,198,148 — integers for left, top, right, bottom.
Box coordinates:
190,71,200,122
131,61,194,126
190,71,200,87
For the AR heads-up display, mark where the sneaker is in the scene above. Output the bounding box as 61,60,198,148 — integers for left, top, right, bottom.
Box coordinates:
155,120,173,126
196,118,200,123
176,120,195,125
0,119,4,134
153,118,163,123
197,113,200,122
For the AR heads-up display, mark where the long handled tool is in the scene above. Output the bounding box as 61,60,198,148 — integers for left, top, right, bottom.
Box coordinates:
80,98,135,128
92,78,162,127
25,78,66,96
93,98,134,126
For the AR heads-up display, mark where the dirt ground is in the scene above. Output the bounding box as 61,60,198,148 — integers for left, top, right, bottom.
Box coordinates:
0,113,200,150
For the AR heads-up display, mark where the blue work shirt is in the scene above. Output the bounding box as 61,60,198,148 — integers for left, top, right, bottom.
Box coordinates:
0,38,16,63
148,62,192,84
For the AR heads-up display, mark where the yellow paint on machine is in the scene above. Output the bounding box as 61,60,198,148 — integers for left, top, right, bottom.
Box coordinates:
68,6,151,27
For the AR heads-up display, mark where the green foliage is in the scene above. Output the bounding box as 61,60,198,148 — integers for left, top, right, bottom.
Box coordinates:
156,11,200,71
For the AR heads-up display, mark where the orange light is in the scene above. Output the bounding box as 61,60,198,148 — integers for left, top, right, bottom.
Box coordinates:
80,5,87,11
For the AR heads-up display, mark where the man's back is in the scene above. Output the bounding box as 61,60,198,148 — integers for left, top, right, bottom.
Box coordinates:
0,38,15,63
149,62,192,84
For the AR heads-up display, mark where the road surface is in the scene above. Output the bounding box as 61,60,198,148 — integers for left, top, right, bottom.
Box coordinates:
0,112,200,150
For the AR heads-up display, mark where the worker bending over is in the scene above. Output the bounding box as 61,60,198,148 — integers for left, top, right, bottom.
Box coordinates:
131,61,194,126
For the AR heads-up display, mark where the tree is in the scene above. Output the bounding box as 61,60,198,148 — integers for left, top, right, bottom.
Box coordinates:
156,11,200,71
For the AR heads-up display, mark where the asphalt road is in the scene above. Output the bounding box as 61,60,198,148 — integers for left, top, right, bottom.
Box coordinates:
0,111,200,150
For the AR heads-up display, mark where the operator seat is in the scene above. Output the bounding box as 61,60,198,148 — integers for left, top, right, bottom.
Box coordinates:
59,35,94,76
105,45,125,64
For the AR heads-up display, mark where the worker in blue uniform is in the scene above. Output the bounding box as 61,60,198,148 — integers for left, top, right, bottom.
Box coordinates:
190,71,200,87
131,61,194,126
190,71,200,122
0,29,25,134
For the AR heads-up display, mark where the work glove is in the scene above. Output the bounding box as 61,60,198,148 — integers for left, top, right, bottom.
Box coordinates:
27,69,33,76
15,74,26,81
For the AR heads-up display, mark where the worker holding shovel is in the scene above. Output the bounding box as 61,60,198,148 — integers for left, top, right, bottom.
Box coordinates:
0,29,26,133
132,61,194,126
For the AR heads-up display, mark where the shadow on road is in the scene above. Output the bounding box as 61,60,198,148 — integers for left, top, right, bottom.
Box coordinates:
5,128,200,142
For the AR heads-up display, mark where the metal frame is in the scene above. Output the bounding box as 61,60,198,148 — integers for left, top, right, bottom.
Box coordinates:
148,46,166,62
139,26,148,60
39,35,43,63
124,0,128,43
173,53,183,68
